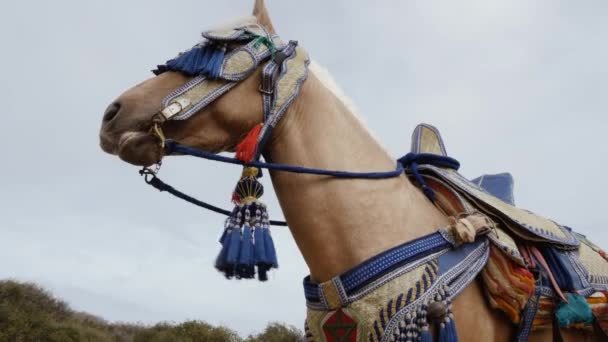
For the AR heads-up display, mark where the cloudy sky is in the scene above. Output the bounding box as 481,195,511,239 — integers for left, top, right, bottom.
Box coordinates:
1,0,607,336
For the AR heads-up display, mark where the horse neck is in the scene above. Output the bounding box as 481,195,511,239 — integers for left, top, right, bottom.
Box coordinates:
265,73,450,282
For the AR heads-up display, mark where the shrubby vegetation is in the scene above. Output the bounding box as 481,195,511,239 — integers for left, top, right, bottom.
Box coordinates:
0,280,302,341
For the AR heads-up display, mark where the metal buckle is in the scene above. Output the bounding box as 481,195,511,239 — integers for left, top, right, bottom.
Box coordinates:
139,159,162,184
258,84,273,95
272,51,288,65
160,98,191,119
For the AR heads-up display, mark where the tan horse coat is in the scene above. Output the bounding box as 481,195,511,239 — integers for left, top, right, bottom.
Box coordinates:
99,1,597,340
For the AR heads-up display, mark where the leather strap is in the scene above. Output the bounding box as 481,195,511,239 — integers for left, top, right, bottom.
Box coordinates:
515,270,542,342
259,48,290,95
552,311,564,342
260,41,298,116
256,40,301,159
529,246,568,302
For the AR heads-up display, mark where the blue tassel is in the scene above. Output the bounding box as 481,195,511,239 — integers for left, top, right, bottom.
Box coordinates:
420,328,433,342
214,227,230,270
218,226,228,245
225,212,243,266
253,210,268,264
446,318,458,342
181,46,200,71
439,314,458,342
214,211,242,279
218,209,237,244
165,45,205,76
255,210,277,281
216,167,278,281
197,44,212,66
215,215,240,277
417,304,432,342
204,44,226,79
438,290,458,342
236,209,255,279
262,211,278,268
160,42,226,78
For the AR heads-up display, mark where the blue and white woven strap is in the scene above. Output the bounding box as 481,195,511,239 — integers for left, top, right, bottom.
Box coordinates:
303,231,453,304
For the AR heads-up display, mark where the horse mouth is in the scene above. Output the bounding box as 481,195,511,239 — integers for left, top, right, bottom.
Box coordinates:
100,130,162,166
118,131,162,166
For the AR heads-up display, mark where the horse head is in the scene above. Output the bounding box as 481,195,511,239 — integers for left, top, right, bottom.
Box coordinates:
99,0,278,166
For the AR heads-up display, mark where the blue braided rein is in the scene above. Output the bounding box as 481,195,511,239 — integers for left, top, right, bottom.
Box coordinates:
141,140,460,226
165,140,405,178
398,153,460,202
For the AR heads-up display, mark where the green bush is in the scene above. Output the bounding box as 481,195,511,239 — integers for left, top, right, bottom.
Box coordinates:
0,279,303,342
245,322,302,342
132,321,240,342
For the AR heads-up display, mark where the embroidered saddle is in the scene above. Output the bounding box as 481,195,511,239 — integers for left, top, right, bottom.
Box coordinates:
411,124,608,340
302,124,608,342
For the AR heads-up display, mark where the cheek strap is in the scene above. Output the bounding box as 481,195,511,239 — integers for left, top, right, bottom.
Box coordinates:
239,40,309,163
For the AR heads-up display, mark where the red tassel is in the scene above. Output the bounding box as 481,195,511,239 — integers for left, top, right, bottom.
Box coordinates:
231,191,241,204
235,123,262,163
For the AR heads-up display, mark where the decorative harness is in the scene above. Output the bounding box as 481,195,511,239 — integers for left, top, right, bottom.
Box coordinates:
143,23,458,282
135,22,608,341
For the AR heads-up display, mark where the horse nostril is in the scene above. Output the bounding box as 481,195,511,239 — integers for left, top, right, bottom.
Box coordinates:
102,102,121,123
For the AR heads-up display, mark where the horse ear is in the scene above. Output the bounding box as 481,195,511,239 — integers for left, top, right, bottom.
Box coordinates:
252,0,276,34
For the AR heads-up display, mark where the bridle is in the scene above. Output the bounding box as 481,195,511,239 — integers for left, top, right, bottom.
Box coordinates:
139,23,459,281
149,24,303,154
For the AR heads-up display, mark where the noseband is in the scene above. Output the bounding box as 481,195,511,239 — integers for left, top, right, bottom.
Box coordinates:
142,23,459,281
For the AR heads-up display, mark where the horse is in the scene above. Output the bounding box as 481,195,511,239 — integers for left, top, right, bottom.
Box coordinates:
99,1,605,341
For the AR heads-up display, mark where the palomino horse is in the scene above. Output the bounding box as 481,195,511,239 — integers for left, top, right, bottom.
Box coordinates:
99,1,605,341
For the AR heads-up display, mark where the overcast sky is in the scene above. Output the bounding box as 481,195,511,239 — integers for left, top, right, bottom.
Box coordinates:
1,0,607,336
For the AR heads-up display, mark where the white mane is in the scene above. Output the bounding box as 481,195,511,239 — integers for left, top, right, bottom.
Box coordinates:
309,61,383,146
309,61,361,120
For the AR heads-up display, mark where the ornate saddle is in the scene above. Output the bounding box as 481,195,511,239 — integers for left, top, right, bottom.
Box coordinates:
411,124,608,340
302,124,607,342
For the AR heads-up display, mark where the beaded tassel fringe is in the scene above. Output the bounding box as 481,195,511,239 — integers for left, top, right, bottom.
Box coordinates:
389,285,458,342
215,167,278,281
437,288,458,342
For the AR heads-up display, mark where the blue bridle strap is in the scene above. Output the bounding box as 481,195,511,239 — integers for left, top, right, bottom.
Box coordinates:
141,140,460,227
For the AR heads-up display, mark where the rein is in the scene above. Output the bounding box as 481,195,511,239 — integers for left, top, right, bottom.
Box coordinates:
140,139,458,225
140,139,407,226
